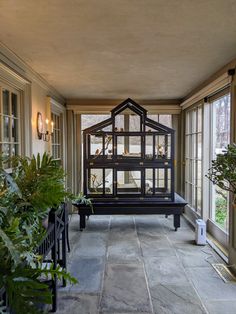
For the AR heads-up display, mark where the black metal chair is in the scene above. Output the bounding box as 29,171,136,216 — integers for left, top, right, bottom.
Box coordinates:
0,203,69,313
38,203,68,312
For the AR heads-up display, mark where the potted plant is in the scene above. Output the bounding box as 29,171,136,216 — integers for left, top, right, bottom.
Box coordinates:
206,143,236,207
0,153,77,313
73,191,93,209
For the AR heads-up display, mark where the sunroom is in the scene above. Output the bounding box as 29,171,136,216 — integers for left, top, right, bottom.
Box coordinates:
0,1,236,313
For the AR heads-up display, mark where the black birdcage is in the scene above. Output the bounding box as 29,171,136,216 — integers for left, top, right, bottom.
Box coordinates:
83,98,175,202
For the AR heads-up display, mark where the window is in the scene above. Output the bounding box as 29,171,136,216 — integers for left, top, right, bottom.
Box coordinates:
147,114,172,128
51,112,62,162
185,104,203,214
0,86,20,169
210,92,230,232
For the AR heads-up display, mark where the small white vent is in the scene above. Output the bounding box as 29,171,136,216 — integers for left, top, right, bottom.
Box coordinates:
212,263,236,283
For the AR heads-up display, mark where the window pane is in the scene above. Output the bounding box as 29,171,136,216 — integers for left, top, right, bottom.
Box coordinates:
104,135,113,157
197,160,202,188
3,90,9,115
117,170,141,194
12,118,18,142
117,136,141,157
115,114,124,131
105,169,113,194
159,115,172,128
197,107,202,132
186,112,190,134
3,116,10,141
12,144,19,156
197,133,202,159
185,136,190,158
90,135,103,156
2,143,10,158
145,135,153,157
129,114,141,131
192,109,197,133
88,169,103,194
145,169,153,194
12,93,18,117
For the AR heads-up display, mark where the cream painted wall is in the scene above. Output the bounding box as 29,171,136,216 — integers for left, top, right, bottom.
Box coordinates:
31,81,51,156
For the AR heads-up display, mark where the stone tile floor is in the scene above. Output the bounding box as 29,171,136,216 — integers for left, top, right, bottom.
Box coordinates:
57,214,236,314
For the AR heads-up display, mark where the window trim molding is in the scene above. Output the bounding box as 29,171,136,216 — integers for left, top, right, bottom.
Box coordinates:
181,73,232,110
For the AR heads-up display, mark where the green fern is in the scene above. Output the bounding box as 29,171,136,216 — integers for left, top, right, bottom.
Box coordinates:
0,153,78,313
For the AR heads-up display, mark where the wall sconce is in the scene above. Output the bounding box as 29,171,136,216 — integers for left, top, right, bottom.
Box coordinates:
37,112,54,142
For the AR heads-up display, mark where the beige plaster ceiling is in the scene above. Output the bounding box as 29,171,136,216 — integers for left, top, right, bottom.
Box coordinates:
0,0,236,100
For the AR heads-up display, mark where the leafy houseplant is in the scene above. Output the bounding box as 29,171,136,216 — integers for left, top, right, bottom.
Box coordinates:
73,192,93,208
0,153,77,313
206,144,236,206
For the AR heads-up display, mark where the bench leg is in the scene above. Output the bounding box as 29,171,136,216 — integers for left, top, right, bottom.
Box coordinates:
80,213,86,231
174,214,180,231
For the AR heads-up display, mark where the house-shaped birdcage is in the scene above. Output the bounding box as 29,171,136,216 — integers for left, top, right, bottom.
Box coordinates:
83,98,175,202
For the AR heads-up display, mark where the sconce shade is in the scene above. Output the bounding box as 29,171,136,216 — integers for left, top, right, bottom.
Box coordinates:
37,112,54,142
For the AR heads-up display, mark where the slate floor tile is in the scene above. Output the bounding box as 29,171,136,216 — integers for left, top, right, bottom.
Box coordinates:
138,232,176,257
56,293,99,314
100,263,152,313
186,266,236,300
86,217,110,232
135,215,166,231
107,238,142,263
175,244,221,268
144,256,189,287
150,284,207,314
73,232,108,257
67,257,104,293
204,300,236,314
166,228,195,244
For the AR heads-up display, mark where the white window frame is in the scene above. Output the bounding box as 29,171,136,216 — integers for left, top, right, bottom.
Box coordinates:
185,103,203,215
208,89,231,239
0,62,31,158
49,97,66,170
0,83,21,159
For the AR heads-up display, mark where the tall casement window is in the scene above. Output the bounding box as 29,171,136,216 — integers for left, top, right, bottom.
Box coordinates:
185,104,203,214
209,90,230,233
51,112,62,162
0,85,20,169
